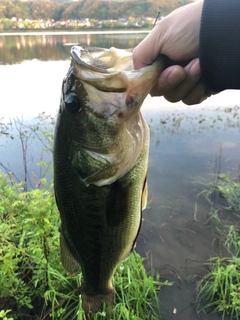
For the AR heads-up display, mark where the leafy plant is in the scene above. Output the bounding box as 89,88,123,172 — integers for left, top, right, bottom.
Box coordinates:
0,310,14,320
0,173,61,318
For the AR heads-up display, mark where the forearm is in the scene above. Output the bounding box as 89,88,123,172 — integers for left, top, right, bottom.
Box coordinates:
200,0,240,91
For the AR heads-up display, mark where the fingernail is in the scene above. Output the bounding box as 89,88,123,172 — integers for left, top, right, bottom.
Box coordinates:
167,68,186,85
189,59,201,78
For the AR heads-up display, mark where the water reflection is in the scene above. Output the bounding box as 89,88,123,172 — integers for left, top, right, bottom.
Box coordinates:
0,32,146,64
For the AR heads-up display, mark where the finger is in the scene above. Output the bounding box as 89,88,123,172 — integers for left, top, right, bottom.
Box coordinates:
183,83,216,105
150,65,187,96
162,58,201,103
182,80,208,105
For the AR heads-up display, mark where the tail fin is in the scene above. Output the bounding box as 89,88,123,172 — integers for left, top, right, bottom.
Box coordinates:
82,290,114,313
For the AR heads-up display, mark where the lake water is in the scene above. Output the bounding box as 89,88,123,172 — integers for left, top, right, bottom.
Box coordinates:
1,32,240,320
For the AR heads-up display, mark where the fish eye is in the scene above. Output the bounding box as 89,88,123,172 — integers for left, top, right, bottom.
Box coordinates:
65,93,81,113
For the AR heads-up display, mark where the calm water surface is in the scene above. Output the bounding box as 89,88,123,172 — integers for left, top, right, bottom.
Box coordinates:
1,32,240,320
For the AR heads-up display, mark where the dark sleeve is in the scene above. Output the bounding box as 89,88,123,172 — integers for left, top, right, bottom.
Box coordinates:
199,0,240,92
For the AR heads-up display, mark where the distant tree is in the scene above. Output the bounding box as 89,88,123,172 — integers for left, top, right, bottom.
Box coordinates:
96,4,108,20
53,3,68,21
82,0,106,19
108,0,148,20
61,1,85,20
17,2,31,19
4,1,22,19
136,0,149,16
30,1,59,20
147,0,192,16
0,4,6,18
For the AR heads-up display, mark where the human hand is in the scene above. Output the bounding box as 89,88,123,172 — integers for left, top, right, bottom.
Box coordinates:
151,58,214,105
133,0,215,105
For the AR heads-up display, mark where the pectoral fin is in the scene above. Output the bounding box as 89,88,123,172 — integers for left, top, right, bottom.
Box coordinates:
71,145,117,186
60,233,80,273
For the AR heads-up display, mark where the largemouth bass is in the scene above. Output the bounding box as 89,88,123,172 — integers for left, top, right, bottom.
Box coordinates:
54,46,166,313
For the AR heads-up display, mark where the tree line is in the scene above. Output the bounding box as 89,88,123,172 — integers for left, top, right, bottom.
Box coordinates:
0,0,193,21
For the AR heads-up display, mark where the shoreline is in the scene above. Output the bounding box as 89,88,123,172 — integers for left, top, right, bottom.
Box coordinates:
0,30,150,36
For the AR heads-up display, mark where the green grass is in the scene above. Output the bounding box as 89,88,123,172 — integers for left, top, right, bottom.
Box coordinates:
195,173,240,319
196,173,240,213
44,252,169,320
197,256,240,320
0,172,169,320
215,173,240,211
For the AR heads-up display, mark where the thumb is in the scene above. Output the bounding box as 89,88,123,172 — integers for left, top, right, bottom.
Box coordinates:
133,1,202,70
132,27,163,69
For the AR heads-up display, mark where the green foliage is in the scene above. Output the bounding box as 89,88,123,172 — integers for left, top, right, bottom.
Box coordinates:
0,0,194,24
0,16,16,28
224,226,240,257
0,172,168,318
0,173,62,317
0,310,14,320
196,173,240,227
197,256,240,320
215,173,240,211
196,174,240,319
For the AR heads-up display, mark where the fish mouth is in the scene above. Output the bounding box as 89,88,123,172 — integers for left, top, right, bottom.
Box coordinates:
70,46,132,93
70,45,167,102
71,46,133,73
